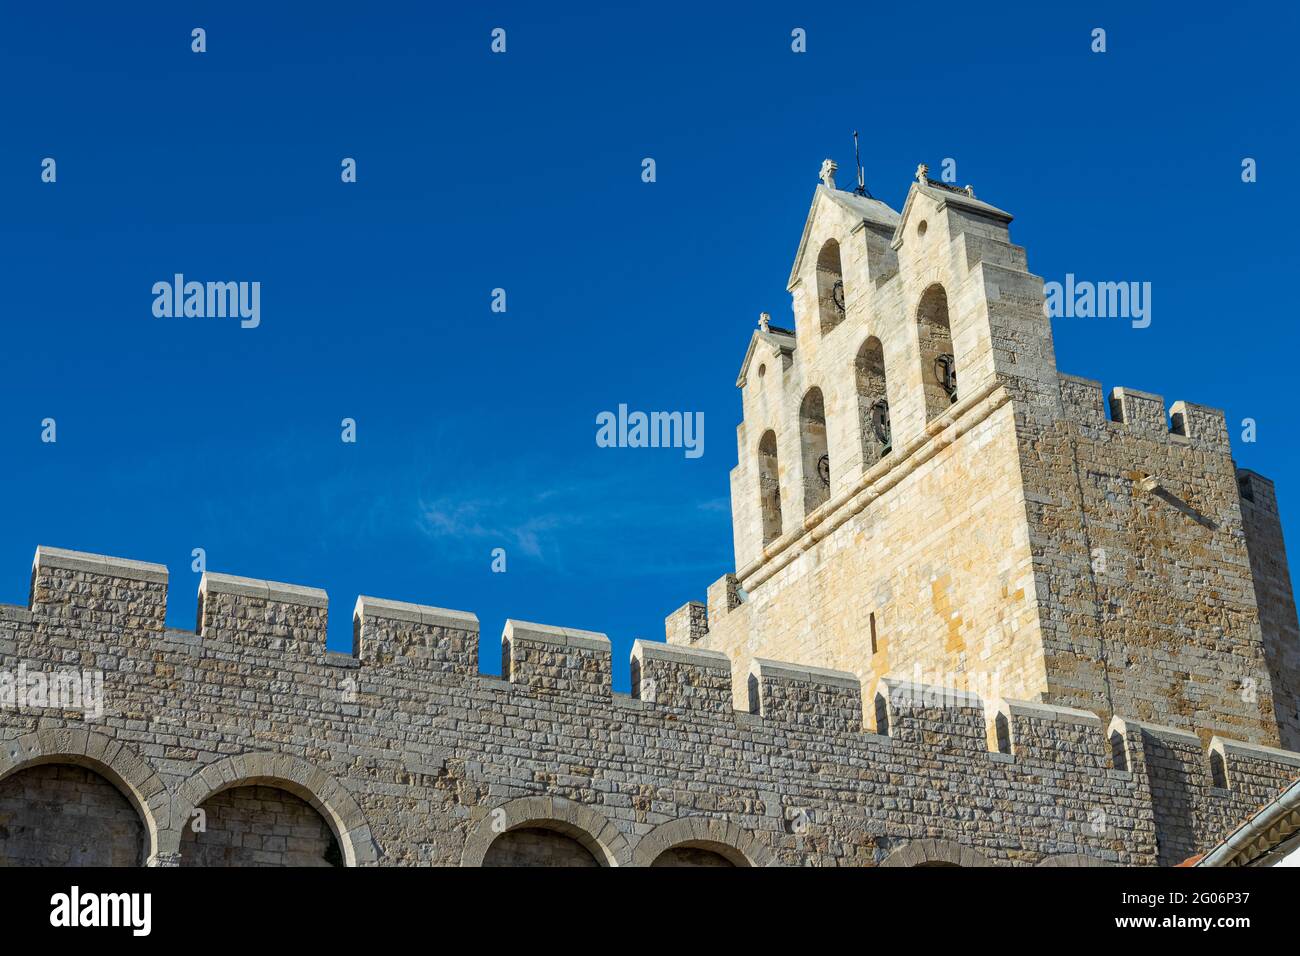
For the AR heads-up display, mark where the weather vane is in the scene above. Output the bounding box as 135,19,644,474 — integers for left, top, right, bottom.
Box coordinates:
853,130,873,199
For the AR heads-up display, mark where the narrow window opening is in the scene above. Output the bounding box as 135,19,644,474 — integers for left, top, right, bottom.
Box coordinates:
874,693,891,736
994,712,1012,754
800,387,830,513
917,284,958,420
1210,750,1228,789
758,430,783,545
815,239,846,336
1110,730,1128,771
855,336,890,467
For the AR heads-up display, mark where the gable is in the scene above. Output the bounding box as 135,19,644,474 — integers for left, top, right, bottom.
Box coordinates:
891,181,1013,250
736,328,795,388
787,186,900,291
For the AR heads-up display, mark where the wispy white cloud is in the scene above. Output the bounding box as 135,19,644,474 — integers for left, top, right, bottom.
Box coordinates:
415,470,730,577
418,495,575,561
92,424,732,581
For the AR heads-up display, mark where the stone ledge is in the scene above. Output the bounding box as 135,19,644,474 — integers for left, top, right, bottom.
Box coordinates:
1058,372,1103,390
200,572,328,609
1109,715,1201,746
503,619,610,653
0,604,33,624
323,651,361,670
1211,736,1300,768
1110,385,1164,405
1001,698,1104,726
354,595,478,632
880,677,983,710
750,658,860,690
34,546,168,585
631,638,730,669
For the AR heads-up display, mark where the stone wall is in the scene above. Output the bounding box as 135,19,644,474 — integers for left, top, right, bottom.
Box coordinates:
0,763,144,866
1,546,1297,867
1016,378,1279,746
179,785,340,867
482,828,598,867
1238,470,1300,751
696,393,1047,717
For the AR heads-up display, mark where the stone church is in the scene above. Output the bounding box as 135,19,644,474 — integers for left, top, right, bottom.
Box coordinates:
1,164,1298,866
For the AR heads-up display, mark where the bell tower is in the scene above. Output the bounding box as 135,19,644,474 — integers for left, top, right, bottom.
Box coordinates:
670,160,1298,750
728,161,1059,575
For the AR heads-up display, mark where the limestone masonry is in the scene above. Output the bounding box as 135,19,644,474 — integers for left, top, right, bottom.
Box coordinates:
3,166,1299,867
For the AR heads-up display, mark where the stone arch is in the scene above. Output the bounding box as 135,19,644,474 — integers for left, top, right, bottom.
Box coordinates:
758,429,783,546
854,335,890,468
799,386,830,514
1035,853,1116,867
631,816,772,867
815,238,846,335
461,796,631,867
0,728,169,865
171,752,376,867
879,838,993,867
916,282,957,421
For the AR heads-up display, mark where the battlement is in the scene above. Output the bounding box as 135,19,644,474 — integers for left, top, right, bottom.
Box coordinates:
352,595,479,673
748,658,862,732
13,545,1299,784
4,544,1298,867
502,619,612,696
630,639,732,714
1057,373,1232,451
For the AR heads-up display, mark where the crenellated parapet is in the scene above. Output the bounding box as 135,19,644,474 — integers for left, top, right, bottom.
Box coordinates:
630,639,732,715
353,596,479,673
199,572,329,655
749,659,862,732
4,545,1297,867
1057,374,1232,453
502,620,612,697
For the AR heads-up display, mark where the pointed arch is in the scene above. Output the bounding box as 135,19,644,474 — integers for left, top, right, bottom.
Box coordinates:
916,283,957,421
758,429,783,546
816,239,846,335
799,387,830,513
855,335,890,468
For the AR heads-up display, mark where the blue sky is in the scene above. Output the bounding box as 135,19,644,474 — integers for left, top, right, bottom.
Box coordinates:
1,3,1295,689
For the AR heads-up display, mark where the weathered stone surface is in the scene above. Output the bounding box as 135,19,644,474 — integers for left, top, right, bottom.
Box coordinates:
0,543,1295,867
1,172,1298,868
685,172,1300,763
